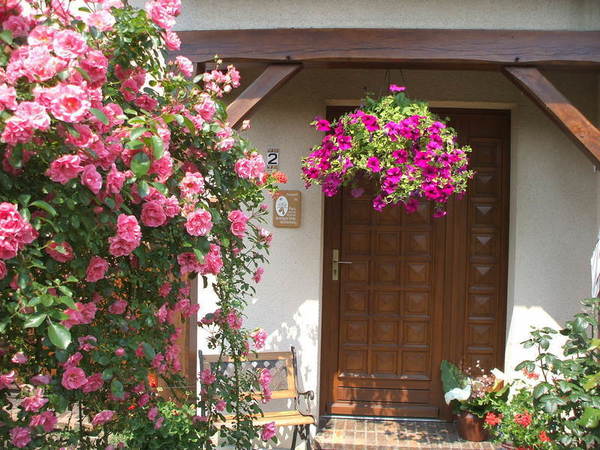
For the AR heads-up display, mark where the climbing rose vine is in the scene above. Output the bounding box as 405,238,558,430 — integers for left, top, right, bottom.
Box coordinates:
0,0,280,448
301,85,474,217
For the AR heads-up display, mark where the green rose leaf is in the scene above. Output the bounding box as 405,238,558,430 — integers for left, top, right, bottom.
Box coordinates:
131,152,151,177
150,135,164,159
90,107,109,125
142,342,155,359
31,200,57,216
130,127,147,141
24,313,47,328
47,321,72,349
0,30,12,45
579,407,600,429
111,379,124,399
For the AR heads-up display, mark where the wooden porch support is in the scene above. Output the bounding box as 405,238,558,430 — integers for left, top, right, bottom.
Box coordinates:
504,67,600,166
226,64,302,128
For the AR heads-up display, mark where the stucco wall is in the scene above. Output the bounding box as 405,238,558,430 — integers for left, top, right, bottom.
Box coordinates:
196,68,599,429
167,0,600,31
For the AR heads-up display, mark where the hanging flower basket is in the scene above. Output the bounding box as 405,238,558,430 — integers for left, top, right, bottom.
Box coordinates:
301,85,474,217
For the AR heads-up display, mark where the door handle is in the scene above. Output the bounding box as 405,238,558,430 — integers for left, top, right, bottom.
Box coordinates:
332,249,352,281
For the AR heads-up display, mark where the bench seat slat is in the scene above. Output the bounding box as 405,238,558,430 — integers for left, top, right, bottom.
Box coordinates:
214,411,315,428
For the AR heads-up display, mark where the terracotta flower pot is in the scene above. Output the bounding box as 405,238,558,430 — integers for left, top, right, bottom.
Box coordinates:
456,412,489,442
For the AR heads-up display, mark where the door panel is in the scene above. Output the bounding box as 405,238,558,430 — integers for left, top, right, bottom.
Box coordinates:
320,108,510,419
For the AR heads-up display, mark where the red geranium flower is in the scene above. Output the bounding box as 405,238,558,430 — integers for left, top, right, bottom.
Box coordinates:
485,412,502,426
539,430,551,442
514,412,532,427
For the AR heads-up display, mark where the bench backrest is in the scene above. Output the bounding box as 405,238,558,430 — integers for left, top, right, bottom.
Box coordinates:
199,348,299,400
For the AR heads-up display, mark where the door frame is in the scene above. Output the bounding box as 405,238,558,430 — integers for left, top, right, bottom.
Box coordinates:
318,107,511,419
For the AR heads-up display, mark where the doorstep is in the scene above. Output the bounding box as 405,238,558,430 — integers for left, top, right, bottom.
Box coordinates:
314,416,499,449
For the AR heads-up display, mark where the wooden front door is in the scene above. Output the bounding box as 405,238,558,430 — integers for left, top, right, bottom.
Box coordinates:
320,109,510,419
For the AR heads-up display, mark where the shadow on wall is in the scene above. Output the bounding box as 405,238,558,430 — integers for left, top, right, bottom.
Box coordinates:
250,297,321,394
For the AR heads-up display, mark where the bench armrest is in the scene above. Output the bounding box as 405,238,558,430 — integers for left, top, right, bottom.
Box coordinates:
295,390,315,416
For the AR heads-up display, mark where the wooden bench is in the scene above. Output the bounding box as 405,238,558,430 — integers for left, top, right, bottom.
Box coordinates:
199,346,315,449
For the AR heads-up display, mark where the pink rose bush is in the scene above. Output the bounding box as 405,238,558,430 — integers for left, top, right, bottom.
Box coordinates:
0,0,285,447
302,86,474,217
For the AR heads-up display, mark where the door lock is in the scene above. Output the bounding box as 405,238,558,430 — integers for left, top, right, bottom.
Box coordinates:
332,249,352,281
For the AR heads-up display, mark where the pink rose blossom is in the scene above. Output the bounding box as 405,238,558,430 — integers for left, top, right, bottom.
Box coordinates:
45,241,74,263
194,95,216,121
149,152,173,182
109,214,141,256
63,351,83,368
228,210,249,238
10,427,32,448
226,312,242,330
30,374,51,385
154,416,165,429
156,303,168,323
78,335,97,352
179,171,205,197
0,260,7,279
82,373,104,393
148,406,159,421
108,298,128,315
252,267,264,283
0,370,16,389
115,348,126,357
199,369,216,385
30,411,58,432
62,302,97,328
163,30,180,50
106,164,127,194
141,201,166,227
47,154,84,184
12,352,27,364
0,84,17,110
62,366,87,390
49,84,90,123
134,94,158,111
53,29,88,59
92,410,115,427
175,56,193,77
158,282,171,297
21,388,49,412
81,164,103,194
146,1,176,29
27,25,56,46
1,116,33,144
261,422,276,441
86,256,109,282
3,15,30,38
185,209,212,236
86,10,115,31
252,329,268,349
80,50,109,86
15,101,50,131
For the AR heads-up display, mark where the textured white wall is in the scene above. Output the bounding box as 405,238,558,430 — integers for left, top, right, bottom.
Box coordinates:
166,0,600,31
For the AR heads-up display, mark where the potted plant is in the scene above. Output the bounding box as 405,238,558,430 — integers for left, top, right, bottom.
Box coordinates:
483,387,554,449
490,297,600,449
440,360,508,441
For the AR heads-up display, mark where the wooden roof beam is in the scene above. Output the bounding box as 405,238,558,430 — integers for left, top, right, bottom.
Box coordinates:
175,29,600,68
226,64,302,128
504,67,600,167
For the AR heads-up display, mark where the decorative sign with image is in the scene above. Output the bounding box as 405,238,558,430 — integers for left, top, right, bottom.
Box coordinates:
266,148,279,171
273,190,301,228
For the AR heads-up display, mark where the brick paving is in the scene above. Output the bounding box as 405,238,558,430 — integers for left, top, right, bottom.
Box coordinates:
314,417,499,449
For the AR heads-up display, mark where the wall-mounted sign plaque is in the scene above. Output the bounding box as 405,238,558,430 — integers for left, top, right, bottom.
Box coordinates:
266,148,279,171
273,190,301,228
